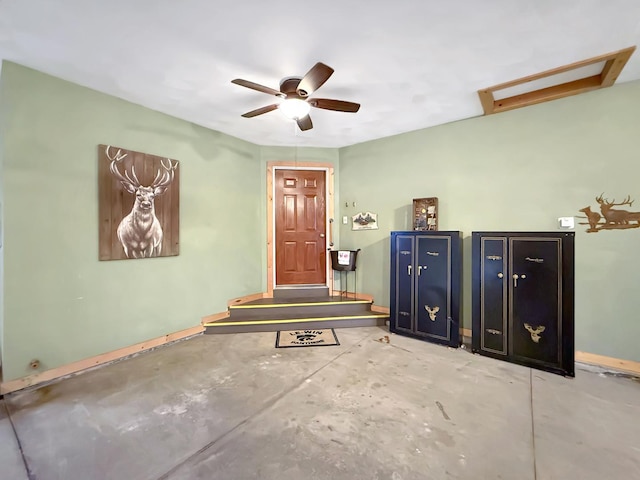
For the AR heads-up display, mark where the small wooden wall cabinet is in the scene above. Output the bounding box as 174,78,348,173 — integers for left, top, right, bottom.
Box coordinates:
471,232,575,376
390,231,462,347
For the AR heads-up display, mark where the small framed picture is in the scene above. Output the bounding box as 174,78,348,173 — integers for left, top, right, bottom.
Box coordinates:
351,211,378,230
413,197,438,231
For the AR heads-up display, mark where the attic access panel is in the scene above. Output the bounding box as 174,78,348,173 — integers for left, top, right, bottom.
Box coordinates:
478,46,636,115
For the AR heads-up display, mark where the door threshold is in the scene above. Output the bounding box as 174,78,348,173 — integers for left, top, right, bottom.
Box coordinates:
273,284,330,299
275,284,328,289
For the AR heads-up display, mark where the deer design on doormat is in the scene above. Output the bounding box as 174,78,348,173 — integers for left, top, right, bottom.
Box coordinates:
106,145,178,258
578,193,640,233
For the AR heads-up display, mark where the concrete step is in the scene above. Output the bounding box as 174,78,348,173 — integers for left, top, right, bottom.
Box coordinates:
205,293,388,334
228,296,373,320
203,312,388,334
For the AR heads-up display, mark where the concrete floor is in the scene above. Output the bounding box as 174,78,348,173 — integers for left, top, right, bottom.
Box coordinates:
1,326,639,480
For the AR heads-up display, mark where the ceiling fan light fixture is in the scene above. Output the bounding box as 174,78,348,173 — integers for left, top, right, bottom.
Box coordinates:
278,98,311,120
233,62,359,130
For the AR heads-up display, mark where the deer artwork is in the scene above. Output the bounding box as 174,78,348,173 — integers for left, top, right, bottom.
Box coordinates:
595,193,638,226
578,206,601,232
106,146,178,258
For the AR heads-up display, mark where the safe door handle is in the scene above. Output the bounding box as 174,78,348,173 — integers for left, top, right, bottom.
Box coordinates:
512,273,527,287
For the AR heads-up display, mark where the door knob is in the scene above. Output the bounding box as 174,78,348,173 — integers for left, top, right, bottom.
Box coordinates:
497,272,504,278
319,233,325,238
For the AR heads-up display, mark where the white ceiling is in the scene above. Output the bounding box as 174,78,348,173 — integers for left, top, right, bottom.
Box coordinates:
1,0,639,148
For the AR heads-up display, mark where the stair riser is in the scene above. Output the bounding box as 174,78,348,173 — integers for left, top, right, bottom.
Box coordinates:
273,287,330,299
205,317,387,334
229,303,372,320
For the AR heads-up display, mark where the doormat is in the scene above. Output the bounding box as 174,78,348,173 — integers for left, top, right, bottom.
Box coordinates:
275,329,340,348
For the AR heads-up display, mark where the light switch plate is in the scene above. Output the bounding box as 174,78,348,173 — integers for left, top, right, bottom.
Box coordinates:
558,217,575,229
342,216,348,224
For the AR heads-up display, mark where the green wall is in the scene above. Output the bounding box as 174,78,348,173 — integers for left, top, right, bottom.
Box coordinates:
0,62,263,381
0,60,4,369
338,80,640,361
1,60,638,382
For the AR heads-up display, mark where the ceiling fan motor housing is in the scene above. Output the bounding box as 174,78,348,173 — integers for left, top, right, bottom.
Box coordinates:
279,77,305,98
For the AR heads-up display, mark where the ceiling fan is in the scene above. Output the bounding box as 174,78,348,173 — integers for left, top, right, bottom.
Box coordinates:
231,62,360,131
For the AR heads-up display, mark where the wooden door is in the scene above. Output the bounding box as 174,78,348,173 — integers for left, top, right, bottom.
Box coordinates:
275,169,327,285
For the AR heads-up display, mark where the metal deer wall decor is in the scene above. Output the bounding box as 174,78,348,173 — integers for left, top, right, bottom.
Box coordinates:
578,193,640,233
98,145,180,260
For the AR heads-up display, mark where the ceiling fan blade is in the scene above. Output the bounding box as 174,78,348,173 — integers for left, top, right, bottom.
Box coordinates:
232,79,283,97
241,104,279,118
296,114,313,131
310,98,360,113
296,63,334,97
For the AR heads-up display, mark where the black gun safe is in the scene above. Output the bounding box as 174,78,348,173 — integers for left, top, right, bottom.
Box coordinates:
471,232,575,376
390,231,462,347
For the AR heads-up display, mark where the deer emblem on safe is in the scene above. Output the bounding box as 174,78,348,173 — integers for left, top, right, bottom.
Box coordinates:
425,305,440,321
103,145,179,259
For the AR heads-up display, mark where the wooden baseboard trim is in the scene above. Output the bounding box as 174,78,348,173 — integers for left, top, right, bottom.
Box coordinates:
201,310,230,324
371,305,390,314
455,328,638,375
575,351,640,376
335,292,375,302
204,291,273,325
0,325,204,395
226,292,268,307
457,330,637,375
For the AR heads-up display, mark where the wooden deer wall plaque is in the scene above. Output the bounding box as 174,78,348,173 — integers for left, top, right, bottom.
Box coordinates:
578,193,640,233
98,145,180,260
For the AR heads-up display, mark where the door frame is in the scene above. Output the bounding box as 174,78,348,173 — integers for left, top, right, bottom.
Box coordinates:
266,161,335,296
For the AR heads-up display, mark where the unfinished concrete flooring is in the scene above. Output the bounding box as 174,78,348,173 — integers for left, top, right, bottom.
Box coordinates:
1,326,639,480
